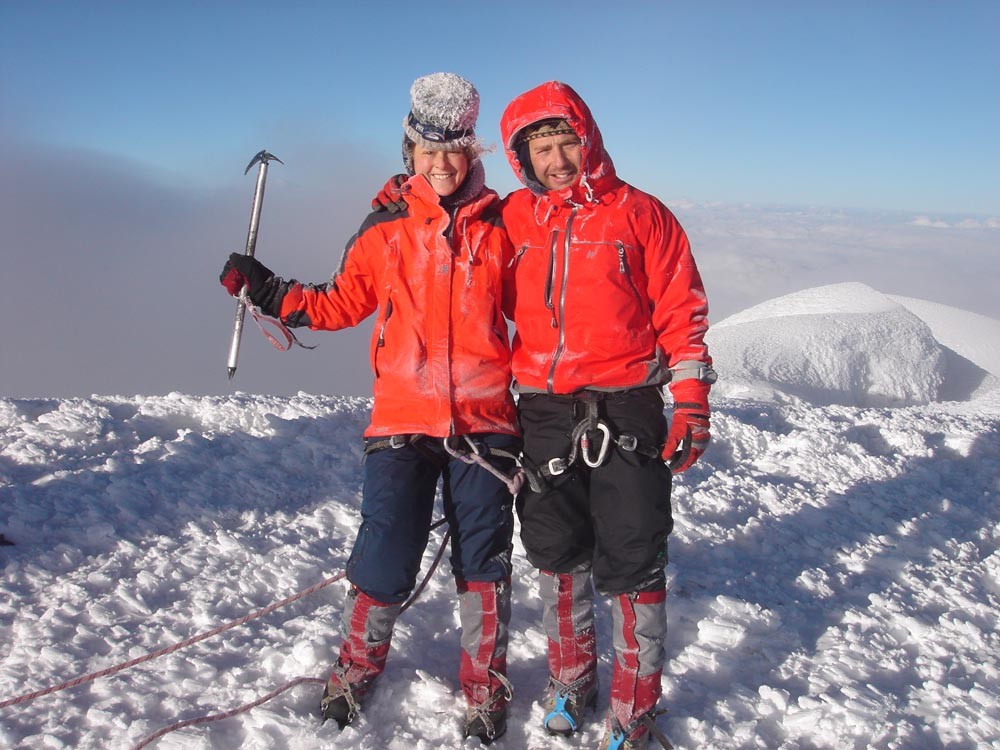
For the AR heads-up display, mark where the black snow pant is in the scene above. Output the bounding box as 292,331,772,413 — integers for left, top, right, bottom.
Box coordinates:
515,387,673,596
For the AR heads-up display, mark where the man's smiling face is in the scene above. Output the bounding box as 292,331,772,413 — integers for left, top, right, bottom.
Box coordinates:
527,131,583,191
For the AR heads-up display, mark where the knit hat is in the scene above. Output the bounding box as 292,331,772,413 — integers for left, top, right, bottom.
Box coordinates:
402,72,484,173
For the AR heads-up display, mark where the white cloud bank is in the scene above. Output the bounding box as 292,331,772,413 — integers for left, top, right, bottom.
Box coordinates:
2,144,998,399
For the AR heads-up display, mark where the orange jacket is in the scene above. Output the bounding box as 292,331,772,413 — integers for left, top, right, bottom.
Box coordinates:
499,81,712,399
276,174,518,438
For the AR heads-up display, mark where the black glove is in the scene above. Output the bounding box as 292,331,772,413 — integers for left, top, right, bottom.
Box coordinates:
220,253,275,302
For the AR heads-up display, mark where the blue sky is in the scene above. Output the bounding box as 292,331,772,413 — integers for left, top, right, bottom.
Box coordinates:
2,2,998,398
3,1,998,214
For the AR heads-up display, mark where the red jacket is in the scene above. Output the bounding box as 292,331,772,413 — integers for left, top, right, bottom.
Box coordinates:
277,174,518,438
499,81,712,399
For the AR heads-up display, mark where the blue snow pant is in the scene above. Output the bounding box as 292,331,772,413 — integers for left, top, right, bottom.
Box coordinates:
345,433,519,604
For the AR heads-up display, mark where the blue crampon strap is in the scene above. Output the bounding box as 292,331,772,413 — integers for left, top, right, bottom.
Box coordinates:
604,728,628,750
544,693,579,732
606,712,675,749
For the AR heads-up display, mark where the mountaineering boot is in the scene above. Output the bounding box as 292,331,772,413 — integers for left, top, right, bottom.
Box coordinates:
458,578,513,744
604,587,667,747
319,671,360,729
463,676,512,745
319,585,402,727
598,714,652,750
538,569,598,735
542,673,598,736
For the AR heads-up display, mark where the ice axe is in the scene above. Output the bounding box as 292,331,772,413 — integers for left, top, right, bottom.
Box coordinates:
226,150,283,380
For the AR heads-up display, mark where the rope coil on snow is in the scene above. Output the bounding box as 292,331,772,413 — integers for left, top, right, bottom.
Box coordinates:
0,518,453,748
130,525,451,748
0,571,347,710
130,676,327,750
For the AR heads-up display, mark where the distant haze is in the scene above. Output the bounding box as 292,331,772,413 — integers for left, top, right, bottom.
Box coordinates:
1,140,997,399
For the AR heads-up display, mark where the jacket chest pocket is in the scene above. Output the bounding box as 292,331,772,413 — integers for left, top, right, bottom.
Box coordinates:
509,241,548,299
570,239,647,309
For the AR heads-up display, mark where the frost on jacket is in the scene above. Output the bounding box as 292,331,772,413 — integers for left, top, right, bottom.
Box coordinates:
498,81,712,396
277,175,519,438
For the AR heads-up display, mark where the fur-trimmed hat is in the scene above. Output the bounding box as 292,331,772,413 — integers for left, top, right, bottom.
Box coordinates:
402,72,484,173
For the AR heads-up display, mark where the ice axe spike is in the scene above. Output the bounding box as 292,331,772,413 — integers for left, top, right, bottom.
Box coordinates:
226,150,282,381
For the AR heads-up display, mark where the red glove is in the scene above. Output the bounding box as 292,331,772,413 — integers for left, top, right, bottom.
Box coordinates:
220,263,246,296
219,253,275,301
371,174,410,213
662,380,711,473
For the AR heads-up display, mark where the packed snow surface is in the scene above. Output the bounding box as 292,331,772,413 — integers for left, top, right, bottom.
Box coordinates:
2,285,999,750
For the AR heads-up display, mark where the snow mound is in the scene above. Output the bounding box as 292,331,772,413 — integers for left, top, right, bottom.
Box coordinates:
889,294,1000,380
707,282,997,406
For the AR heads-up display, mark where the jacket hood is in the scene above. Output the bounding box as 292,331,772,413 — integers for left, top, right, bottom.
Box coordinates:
500,81,618,202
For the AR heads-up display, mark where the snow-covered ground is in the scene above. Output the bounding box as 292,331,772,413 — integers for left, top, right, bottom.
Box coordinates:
2,283,999,749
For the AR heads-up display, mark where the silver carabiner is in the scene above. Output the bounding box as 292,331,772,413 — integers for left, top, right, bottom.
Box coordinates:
442,435,483,459
580,423,612,468
442,436,460,458
463,435,483,456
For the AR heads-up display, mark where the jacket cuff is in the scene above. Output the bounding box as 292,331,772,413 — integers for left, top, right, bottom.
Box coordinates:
255,276,288,319
667,378,711,412
669,359,717,385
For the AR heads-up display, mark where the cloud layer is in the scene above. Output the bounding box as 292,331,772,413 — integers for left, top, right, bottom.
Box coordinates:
3,145,998,399
1,139,392,398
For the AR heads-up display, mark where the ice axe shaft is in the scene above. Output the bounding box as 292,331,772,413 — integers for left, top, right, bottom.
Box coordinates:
227,150,282,380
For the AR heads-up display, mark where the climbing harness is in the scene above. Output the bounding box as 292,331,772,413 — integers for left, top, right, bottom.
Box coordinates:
523,393,660,493
365,434,525,496
442,435,524,495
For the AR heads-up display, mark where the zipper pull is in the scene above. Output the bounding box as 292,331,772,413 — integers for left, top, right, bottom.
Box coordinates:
617,243,626,274
508,245,527,269
377,299,393,346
